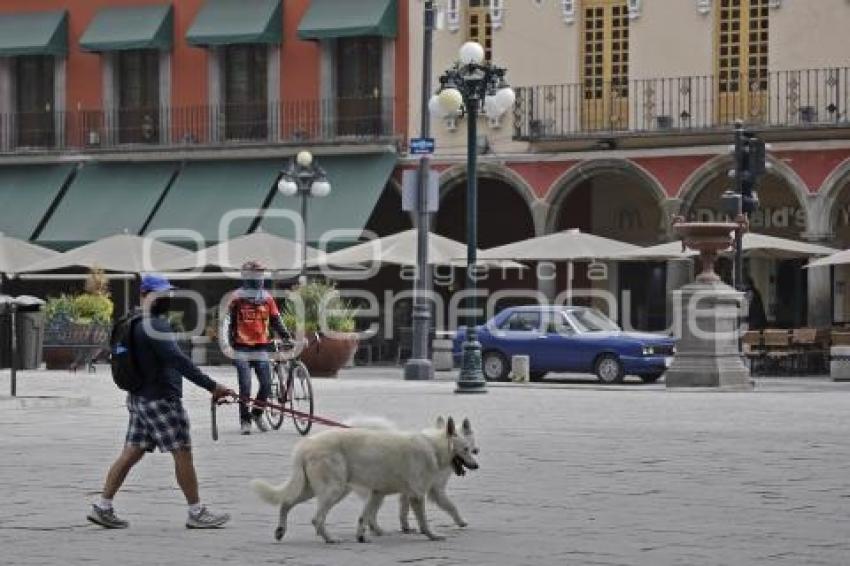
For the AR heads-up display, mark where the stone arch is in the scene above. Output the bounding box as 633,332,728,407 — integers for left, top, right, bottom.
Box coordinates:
435,162,537,248
543,158,668,243
813,157,850,238
676,154,812,231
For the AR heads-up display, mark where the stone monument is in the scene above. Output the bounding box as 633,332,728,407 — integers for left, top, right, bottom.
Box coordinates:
664,217,753,390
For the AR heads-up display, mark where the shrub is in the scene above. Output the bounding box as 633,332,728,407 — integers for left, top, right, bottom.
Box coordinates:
282,281,356,334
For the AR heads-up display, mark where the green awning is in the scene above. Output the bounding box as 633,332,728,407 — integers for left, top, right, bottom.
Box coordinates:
0,10,68,56
37,163,177,249
259,152,396,244
187,0,282,46
80,5,173,52
144,160,280,245
298,0,397,40
0,164,75,240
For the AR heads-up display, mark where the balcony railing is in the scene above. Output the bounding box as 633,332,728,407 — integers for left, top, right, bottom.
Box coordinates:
0,97,398,154
514,67,850,141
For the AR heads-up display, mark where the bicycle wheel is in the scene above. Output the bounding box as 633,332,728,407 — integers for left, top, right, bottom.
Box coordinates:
286,361,314,436
265,363,286,430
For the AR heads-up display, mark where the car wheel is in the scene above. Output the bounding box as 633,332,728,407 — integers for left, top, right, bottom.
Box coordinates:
482,351,509,381
639,373,663,384
595,354,624,384
529,371,547,382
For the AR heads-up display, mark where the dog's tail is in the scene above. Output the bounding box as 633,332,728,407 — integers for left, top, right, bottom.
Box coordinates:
250,453,307,506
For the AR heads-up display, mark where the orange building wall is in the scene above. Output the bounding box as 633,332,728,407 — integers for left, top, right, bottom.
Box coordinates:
0,0,408,137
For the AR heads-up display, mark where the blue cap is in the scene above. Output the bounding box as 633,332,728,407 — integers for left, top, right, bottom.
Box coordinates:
140,273,175,293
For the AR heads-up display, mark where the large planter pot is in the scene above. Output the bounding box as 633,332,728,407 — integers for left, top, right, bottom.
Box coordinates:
299,333,359,377
43,346,78,370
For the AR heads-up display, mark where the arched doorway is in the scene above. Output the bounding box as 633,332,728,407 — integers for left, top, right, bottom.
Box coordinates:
824,166,850,324
547,166,667,331
684,170,810,327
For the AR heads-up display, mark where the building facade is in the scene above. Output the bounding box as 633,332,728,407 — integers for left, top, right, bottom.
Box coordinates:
0,0,410,259
409,0,850,329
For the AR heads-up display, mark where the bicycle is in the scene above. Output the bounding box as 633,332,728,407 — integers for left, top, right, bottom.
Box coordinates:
264,338,315,436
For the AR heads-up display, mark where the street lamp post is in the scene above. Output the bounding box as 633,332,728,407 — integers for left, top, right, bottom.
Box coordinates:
430,41,515,393
277,150,331,283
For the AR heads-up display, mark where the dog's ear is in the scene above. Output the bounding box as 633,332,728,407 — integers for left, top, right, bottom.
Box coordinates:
462,418,472,434
435,416,446,430
446,417,456,437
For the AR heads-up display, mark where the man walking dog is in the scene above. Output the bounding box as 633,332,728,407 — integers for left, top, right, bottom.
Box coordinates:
87,274,234,530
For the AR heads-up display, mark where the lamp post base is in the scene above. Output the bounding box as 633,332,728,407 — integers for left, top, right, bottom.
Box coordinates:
455,339,487,393
404,358,434,380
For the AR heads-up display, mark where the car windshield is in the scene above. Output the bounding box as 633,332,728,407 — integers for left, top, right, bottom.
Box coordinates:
567,308,620,333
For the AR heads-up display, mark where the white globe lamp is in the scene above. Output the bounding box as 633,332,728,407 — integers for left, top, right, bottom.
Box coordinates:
437,87,463,116
296,150,313,168
310,179,331,198
277,177,298,196
459,41,485,65
428,94,446,118
494,86,516,115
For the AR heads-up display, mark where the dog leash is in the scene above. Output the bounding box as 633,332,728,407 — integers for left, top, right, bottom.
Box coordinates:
210,394,349,441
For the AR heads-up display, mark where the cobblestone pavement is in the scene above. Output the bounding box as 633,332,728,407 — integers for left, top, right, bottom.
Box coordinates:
2,368,850,566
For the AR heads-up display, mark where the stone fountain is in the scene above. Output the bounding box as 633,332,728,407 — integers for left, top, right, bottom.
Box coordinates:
664,217,753,390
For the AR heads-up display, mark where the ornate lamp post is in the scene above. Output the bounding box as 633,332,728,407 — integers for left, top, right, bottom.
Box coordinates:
429,41,515,393
277,150,331,284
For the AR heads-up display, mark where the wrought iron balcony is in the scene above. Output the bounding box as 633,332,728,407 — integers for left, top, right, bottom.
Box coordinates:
514,68,850,142
0,97,398,155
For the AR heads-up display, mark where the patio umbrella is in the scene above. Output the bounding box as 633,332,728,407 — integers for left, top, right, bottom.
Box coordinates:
806,248,850,269
0,234,58,274
158,231,322,273
609,232,837,261
309,229,522,268
17,233,191,274
478,229,640,301
478,229,640,261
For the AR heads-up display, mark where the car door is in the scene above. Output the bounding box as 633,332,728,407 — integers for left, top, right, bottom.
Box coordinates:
489,311,544,367
536,310,583,371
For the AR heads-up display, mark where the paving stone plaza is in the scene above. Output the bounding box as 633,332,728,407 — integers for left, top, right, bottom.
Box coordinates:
2,368,850,566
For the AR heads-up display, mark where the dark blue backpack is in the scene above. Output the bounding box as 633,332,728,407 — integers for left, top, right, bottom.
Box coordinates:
110,313,144,393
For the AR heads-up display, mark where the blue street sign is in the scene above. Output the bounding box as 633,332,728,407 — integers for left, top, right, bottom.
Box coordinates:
409,137,435,154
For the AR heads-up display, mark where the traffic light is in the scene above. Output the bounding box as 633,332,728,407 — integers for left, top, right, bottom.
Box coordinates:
732,129,767,215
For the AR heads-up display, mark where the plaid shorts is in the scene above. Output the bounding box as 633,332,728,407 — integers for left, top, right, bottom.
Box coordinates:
125,395,191,453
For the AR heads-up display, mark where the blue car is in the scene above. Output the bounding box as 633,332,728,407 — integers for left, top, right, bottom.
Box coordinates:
452,306,676,384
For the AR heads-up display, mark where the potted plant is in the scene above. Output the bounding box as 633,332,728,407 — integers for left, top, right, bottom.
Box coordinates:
43,269,114,370
282,281,358,377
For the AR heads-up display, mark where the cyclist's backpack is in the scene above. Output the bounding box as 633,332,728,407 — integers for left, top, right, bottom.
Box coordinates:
110,313,144,393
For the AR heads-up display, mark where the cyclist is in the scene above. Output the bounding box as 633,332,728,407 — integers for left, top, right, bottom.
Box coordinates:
224,261,291,435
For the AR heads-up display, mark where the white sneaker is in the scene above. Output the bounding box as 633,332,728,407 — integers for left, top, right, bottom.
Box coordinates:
240,422,251,435
186,506,230,529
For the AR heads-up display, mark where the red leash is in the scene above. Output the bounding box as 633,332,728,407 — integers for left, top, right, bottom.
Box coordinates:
211,393,349,441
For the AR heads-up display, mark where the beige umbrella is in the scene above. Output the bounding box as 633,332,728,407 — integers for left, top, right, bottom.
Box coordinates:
478,229,640,261
610,232,836,261
309,229,522,268
158,231,322,272
478,229,639,301
17,233,191,274
807,248,850,268
0,234,59,274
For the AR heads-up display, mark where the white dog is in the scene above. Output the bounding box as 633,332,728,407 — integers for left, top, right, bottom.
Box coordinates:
345,415,478,534
250,416,479,543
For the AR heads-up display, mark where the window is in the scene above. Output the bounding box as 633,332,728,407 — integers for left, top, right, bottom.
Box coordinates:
467,0,492,61
500,311,542,332
567,308,620,333
117,50,159,144
15,55,54,147
716,0,769,122
580,0,629,130
224,44,268,140
336,37,383,136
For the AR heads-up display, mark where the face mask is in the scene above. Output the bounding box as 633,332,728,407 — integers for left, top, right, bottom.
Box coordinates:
243,278,263,290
